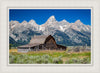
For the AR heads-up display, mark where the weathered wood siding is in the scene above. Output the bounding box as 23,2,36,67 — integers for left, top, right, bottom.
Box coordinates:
45,37,58,50
57,44,67,51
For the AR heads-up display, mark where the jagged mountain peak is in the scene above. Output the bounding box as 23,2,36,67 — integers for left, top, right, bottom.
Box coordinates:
47,15,56,22
62,19,67,22
49,15,55,19
9,20,20,29
10,20,19,23
21,20,27,24
42,15,57,26
29,19,36,24
20,20,28,26
60,19,68,23
75,19,82,24
29,19,35,22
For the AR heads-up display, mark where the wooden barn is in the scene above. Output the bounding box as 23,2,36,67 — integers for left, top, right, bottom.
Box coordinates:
17,35,66,53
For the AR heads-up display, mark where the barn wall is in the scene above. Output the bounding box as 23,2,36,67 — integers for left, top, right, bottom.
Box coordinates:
45,38,57,50
57,45,67,51
17,47,35,53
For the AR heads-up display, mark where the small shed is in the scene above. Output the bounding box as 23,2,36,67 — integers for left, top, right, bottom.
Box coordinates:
17,35,66,53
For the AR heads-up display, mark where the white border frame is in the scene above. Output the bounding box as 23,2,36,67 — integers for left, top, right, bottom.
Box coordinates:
7,7,93,66
0,0,100,73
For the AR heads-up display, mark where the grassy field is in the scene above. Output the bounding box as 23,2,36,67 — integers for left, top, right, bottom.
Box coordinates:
9,49,91,64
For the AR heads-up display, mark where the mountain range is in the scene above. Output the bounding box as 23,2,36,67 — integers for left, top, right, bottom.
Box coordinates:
9,15,91,47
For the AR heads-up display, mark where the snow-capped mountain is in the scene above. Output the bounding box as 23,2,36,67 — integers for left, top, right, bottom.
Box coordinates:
9,15,91,46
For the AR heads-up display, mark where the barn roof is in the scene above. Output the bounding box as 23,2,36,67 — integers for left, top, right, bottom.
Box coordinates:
29,35,51,44
18,43,40,48
18,35,51,48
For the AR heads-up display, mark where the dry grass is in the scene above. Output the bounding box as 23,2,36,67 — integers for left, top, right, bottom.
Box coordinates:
27,50,65,54
9,49,65,54
9,49,17,53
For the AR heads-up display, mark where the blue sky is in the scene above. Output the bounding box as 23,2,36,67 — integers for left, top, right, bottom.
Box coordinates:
9,9,91,25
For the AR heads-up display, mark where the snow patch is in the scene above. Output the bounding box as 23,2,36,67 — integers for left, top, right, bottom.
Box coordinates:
39,26,45,31
59,26,65,32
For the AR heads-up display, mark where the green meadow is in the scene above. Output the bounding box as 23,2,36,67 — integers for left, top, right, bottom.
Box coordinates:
9,47,91,64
